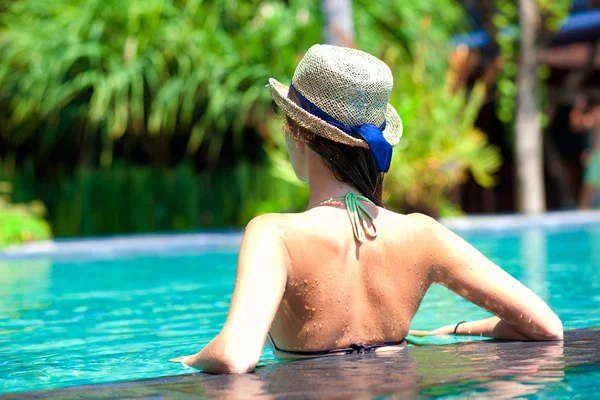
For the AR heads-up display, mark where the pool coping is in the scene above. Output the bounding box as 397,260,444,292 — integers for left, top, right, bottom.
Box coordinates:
3,327,599,399
3,210,600,258
0,232,244,259
441,209,600,231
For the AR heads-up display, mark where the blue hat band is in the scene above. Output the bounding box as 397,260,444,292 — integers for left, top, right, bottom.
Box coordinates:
287,84,392,173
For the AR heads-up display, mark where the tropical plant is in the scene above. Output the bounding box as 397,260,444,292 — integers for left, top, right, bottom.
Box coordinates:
353,0,466,59
0,0,321,168
0,0,320,235
493,0,572,124
1,0,502,235
381,27,501,217
4,161,307,237
0,182,52,248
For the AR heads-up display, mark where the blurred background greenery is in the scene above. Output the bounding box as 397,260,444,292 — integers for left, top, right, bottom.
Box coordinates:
2,0,597,247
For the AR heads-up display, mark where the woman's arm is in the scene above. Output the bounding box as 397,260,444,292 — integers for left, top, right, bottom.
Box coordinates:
413,214,563,341
170,214,290,373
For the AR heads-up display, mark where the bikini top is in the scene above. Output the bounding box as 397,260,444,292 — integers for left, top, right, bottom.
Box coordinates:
316,192,377,243
266,332,405,359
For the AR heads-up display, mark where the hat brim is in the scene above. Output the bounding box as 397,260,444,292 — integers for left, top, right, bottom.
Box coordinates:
268,78,403,149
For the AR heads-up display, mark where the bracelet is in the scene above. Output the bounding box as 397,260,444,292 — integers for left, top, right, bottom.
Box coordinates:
453,321,467,335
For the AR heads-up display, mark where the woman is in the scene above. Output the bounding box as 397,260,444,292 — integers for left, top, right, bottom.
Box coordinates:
171,45,563,373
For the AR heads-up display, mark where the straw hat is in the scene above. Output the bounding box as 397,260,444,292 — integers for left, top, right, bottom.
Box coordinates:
268,44,402,151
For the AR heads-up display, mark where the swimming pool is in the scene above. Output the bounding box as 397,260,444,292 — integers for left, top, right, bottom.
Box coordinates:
1,214,600,397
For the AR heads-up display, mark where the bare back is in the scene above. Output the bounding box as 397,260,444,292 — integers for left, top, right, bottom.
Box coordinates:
270,204,428,352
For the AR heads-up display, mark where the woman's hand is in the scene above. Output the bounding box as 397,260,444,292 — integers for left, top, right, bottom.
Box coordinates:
169,354,196,366
167,339,257,374
409,324,461,337
408,329,435,337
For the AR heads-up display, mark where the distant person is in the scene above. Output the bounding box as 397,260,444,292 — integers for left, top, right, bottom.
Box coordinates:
171,45,563,373
570,98,600,209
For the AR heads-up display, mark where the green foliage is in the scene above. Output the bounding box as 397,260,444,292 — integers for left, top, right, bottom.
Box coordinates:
4,163,307,237
359,4,501,216
0,0,321,166
0,182,52,248
381,32,501,216
1,0,503,233
495,0,520,124
494,0,572,124
353,0,466,55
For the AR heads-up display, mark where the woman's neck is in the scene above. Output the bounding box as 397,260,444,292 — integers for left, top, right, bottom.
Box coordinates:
305,149,359,209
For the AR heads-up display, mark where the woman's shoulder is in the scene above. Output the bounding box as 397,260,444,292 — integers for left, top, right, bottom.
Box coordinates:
378,210,440,230
243,212,305,237
244,213,288,233
402,212,439,227
373,211,447,250
244,211,444,243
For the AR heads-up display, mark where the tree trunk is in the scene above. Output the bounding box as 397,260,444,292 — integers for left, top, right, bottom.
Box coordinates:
320,0,355,46
515,0,546,213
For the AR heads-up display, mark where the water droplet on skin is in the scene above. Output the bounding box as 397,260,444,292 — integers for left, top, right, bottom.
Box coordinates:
313,322,316,327
304,280,308,284
338,297,341,302
319,323,323,330
306,328,310,333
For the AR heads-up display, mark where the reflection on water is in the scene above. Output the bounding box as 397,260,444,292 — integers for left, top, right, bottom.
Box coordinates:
589,226,600,269
0,259,51,320
41,339,575,400
197,352,421,399
520,228,548,299
416,340,564,398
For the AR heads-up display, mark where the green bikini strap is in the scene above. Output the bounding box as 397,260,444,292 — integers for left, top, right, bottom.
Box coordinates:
319,192,377,243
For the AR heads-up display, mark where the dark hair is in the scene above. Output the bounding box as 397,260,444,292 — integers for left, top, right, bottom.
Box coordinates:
284,117,385,206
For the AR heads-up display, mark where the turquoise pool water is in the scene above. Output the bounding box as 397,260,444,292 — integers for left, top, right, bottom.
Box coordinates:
1,223,599,395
